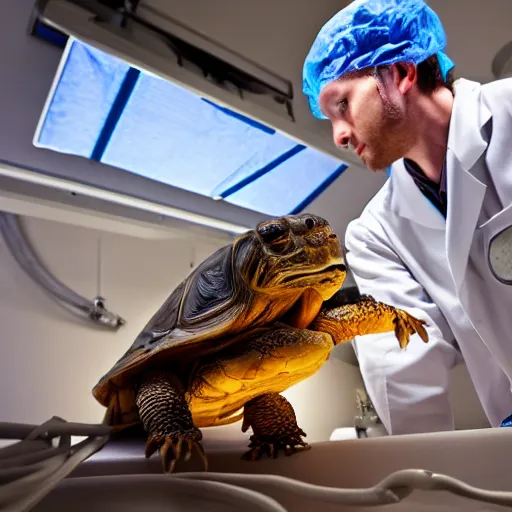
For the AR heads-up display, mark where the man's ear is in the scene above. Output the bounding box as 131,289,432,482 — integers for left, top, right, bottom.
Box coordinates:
392,62,417,95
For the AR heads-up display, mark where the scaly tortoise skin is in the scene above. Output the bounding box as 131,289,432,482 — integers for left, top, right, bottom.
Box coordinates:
92,214,428,472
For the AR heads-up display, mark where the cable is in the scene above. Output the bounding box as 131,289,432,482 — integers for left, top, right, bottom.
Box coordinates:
0,212,125,330
0,417,111,512
174,472,402,506
61,476,288,512
174,469,512,508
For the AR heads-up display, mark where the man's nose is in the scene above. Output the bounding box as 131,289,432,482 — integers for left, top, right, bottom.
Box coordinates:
332,122,351,149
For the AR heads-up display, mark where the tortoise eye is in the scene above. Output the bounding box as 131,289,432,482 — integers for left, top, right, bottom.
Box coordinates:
304,217,315,230
258,222,288,245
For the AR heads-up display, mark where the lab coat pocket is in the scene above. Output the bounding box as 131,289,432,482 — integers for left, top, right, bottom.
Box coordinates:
481,203,512,285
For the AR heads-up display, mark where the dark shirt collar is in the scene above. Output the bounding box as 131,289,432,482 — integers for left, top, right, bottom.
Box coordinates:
403,158,447,217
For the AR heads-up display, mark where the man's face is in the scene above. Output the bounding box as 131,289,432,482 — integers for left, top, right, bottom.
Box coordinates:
318,68,415,171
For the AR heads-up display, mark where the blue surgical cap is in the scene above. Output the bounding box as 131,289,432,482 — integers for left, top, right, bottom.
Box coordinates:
302,0,455,119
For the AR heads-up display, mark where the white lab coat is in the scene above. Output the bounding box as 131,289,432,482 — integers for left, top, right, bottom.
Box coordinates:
345,77,512,434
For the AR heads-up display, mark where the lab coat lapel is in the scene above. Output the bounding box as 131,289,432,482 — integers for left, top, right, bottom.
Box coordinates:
390,160,446,230
444,79,492,292
444,152,486,291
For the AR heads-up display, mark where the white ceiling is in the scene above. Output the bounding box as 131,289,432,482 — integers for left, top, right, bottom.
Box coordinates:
143,0,511,85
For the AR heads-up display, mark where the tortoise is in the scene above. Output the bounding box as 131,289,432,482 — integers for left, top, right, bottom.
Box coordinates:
92,214,428,472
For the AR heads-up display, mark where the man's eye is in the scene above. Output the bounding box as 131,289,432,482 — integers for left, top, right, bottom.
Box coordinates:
337,99,348,113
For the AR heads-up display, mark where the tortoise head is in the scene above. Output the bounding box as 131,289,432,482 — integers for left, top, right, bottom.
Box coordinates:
240,214,346,301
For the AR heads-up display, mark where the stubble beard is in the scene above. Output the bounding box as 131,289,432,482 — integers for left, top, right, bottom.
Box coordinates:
363,95,415,172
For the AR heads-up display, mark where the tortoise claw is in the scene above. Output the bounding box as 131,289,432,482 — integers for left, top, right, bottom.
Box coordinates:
183,439,193,462
193,440,209,472
145,433,208,473
394,311,429,349
145,434,162,458
242,433,310,461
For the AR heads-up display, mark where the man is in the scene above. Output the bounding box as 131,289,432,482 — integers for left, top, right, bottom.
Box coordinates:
302,0,512,435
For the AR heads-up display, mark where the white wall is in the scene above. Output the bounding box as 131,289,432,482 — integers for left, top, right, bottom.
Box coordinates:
426,0,511,84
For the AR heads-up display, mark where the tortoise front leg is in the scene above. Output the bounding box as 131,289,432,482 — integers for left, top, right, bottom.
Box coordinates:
241,393,309,460
135,370,207,473
311,295,429,348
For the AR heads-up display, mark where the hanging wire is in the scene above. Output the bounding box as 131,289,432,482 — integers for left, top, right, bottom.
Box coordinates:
190,244,196,269
96,235,103,299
